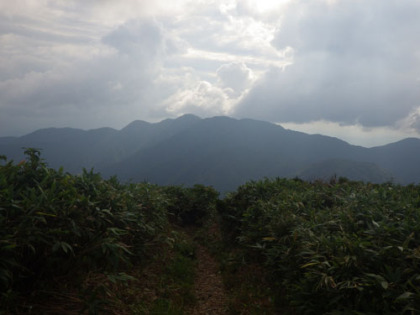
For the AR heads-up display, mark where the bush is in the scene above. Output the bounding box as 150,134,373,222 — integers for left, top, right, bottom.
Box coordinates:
0,149,169,311
221,178,420,314
164,185,219,226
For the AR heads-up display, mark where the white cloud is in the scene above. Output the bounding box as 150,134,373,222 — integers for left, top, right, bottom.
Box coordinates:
247,0,292,14
396,107,420,134
236,0,420,130
0,0,419,147
280,120,420,148
216,62,254,94
0,0,290,136
165,80,232,116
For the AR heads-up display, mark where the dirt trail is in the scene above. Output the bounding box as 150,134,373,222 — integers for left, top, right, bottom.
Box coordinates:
187,221,228,315
189,243,228,315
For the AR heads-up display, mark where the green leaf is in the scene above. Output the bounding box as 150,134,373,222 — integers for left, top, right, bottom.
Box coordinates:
380,281,388,290
52,241,74,255
301,262,319,268
262,236,276,241
396,292,414,300
36,211,57,217
371,219,380,228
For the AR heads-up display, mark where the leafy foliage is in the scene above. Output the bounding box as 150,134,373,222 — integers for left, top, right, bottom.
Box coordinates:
3,148,420,314
0,149,169,312
220,178,420,314
164,184,219,226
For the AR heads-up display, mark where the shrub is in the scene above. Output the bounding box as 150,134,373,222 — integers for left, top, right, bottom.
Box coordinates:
221,178,420,314
0,149,169,311
164,185,219,226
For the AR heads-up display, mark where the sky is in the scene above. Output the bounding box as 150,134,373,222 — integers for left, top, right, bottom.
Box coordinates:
1,0,419,147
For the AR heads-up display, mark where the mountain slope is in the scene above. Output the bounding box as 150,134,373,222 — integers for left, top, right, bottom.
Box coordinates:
297,159,394,183
103,116,307,192
365,138,420,184
0,114,201,173
1,115,420,192
101,116,383,192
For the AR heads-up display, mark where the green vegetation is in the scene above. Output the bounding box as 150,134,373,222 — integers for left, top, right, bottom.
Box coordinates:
1,149,420,314
0,149,164,312
0,149,217,313
220,177,420,314
130,230,197,314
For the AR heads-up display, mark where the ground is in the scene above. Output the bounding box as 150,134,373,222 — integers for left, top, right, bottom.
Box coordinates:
189,243,228,314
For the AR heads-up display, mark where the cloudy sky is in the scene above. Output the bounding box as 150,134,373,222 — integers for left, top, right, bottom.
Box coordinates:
1,0,419,147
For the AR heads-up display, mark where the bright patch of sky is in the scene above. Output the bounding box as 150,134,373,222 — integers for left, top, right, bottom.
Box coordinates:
280,121,417,148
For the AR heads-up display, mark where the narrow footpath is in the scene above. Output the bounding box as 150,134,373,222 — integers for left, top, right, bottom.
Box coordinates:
186,220,229,315
189,243,228,314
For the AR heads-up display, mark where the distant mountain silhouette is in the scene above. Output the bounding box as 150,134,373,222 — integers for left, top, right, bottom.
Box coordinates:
1,115,419,192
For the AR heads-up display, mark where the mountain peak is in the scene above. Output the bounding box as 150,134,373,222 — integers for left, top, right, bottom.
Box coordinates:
176,114,201,121
121,120,151,132
157,114,201,128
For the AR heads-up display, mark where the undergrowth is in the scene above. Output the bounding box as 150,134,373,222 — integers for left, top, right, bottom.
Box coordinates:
219,177,420,314
2,149,420,314
0,149,218,314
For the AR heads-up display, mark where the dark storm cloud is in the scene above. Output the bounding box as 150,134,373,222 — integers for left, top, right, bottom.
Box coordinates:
235,0,420,128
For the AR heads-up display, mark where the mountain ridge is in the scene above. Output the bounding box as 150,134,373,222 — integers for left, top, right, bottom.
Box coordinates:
1,114,419,192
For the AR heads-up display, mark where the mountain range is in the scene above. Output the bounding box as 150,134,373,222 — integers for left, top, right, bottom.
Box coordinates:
1,114,420,193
